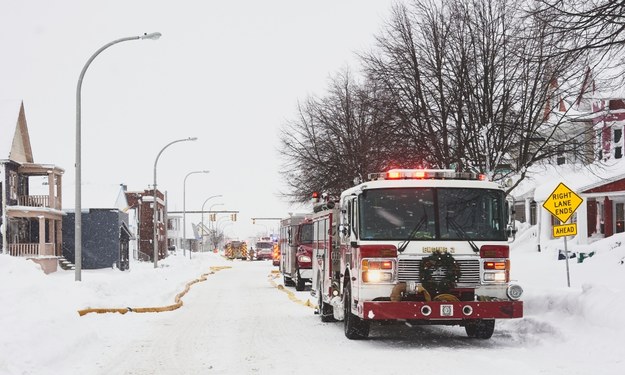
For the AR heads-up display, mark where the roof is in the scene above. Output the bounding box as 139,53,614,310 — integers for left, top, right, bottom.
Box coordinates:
0,99,33,163
511,158,625,202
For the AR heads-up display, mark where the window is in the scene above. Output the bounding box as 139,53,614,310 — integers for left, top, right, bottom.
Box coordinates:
300,223,313,244
614,128,622,159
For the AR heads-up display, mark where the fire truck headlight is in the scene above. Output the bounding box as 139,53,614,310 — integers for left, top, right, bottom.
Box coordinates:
362,270,393,283
483,271,507,282
506,284,523,300
484,272,508,283
298,255,312,263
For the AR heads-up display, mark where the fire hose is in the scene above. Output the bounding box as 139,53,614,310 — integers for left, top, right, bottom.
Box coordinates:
77,266,231,316
268,270,315,309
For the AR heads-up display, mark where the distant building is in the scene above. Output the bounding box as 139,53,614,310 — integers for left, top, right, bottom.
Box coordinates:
167,214,182,251
62,209,132,270
125,189,167,262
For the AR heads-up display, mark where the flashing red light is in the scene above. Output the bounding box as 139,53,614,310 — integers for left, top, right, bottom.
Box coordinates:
387,171,401,179
312,192,319,199
413,170,425,178
479,174,487,181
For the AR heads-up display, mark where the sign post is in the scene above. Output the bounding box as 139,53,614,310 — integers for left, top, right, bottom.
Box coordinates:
542,182,583,287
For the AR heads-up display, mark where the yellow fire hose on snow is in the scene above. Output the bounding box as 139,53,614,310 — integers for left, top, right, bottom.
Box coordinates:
268,270,316,309
77,266,231,316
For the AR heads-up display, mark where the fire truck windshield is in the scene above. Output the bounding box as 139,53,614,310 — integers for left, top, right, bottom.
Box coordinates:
299,223,313,244
359,188,507,241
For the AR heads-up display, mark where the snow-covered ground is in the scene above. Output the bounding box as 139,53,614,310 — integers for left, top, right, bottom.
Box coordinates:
1,227,624,374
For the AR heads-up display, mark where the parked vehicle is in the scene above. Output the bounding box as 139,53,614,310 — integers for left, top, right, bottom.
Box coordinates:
311,168,523,339
224,241,248,260
255,237,275,260
279,214,313,291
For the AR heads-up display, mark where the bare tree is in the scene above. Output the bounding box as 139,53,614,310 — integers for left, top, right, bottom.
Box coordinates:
279,70,408,203
362,0,596,188
533,0,625,53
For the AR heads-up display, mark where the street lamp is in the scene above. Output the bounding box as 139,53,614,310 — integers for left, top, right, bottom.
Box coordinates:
183,170,210,257
153,137,197,268
75,32,161,282
201,196,223,251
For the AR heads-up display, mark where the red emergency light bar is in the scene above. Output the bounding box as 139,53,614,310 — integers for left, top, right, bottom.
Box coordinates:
368,169,487,181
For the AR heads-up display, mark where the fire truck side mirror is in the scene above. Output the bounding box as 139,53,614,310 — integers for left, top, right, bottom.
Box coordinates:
506,225,517,240
339,225,349,237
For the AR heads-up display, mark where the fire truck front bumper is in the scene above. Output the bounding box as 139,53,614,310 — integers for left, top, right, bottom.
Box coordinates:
360,300,523,321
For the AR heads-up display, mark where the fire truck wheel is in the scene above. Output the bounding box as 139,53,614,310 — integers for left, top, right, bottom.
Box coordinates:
318,281,335,322
343,282,370,339
294,269,306,291
283,275,295,287
465,319,495,339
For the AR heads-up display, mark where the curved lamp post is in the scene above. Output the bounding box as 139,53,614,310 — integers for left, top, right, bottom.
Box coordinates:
183,170,210,257
75,32,161,282
201,196,223,251
153,137,197,268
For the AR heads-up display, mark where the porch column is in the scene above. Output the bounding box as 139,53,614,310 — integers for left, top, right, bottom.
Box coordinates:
38,216,45,256
597,200,603,234
48,173,55,209
576,198,588,244
56,219,62,256
48,218,55,256
56,173,62,209
539,202,552,243
1,166,6,254
524,198,531,224
604,197,613,237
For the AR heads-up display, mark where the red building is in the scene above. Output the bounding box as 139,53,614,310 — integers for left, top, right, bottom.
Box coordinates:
125,189,168,262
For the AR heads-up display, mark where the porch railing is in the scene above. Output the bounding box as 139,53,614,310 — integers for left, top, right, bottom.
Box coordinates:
8,243,56,257
18,195,50,208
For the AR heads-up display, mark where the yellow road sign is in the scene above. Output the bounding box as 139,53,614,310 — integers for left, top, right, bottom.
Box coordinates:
542,182,583,223
553,223,577,238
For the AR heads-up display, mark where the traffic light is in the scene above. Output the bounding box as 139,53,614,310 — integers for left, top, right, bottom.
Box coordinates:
252,218,256,224
210,213,216,221
231,213,237,221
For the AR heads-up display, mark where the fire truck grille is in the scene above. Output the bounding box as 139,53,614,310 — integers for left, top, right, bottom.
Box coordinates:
397,258,480,286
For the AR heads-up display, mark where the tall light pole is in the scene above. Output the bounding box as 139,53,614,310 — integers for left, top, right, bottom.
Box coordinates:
153,137,197,268
183,170,210,257
75,32,161,282
201,196,223,251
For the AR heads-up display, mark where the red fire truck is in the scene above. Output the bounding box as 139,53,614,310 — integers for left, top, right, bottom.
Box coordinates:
311,169,523,340
279,214,314,291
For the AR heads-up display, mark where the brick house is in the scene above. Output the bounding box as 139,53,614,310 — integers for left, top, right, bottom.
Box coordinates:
125,189,167,262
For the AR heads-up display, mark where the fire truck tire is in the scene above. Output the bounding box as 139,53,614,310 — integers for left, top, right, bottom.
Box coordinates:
318,281,335,322
283,275,295,287
343,282,369,339
294,269,305,291
465,319,495,339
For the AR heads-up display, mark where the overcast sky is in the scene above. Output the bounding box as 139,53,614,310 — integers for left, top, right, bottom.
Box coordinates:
0,0,397,239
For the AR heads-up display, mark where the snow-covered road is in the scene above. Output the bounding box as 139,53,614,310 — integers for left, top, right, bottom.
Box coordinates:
38,253,621,375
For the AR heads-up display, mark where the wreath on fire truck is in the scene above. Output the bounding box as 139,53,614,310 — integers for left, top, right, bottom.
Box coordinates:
419,250,461,296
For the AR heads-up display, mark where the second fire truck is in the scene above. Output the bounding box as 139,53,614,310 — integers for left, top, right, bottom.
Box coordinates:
311,169,523,340
279,214,314,291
